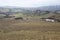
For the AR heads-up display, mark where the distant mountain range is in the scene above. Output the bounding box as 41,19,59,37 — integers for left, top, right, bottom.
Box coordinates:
37,5,60,11
0,5,60,19
0,5,60,11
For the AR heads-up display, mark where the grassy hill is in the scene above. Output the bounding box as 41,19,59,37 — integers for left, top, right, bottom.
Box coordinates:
40,13,55,18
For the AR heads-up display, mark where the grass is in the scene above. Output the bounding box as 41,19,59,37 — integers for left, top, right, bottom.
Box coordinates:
12,13,24,18
0,18,60,40
40,13,55,18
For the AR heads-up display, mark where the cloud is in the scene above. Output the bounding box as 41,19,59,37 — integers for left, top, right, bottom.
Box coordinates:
0,0,60,7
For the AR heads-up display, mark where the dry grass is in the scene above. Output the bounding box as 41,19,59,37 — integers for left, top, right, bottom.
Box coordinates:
0,18,60,40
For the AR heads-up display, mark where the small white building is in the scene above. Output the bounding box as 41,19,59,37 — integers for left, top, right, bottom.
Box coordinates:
45,19,55,22
41,18,56,22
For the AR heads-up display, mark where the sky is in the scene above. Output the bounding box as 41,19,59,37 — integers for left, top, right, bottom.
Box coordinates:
0,0,60,7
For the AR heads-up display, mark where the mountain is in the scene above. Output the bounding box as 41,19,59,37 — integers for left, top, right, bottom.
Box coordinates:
0,5,60,19
0,5,60,11
0,5,60,15
37,5,60,11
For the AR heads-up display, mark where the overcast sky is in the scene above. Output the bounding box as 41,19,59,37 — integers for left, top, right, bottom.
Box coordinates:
0,0,60,7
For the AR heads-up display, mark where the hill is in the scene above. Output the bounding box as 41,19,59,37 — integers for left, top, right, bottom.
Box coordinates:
37,5,60,11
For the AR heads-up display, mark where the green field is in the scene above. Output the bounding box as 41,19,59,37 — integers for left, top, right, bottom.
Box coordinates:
0,18,60,40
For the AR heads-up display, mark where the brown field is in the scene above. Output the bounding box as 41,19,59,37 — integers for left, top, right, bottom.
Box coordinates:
0,18,60,40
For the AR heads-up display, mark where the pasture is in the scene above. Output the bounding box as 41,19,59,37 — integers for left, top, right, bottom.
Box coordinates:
0,18,60,40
